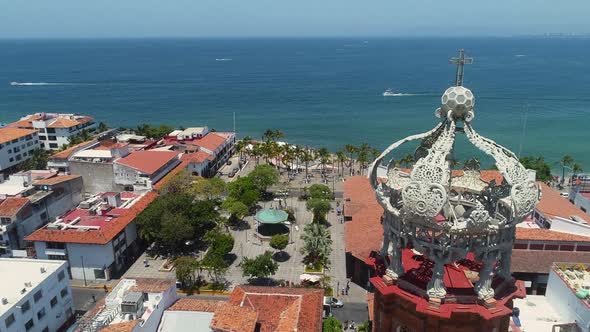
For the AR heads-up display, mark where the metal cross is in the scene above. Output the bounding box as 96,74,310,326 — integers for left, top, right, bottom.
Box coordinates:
449,49,473,86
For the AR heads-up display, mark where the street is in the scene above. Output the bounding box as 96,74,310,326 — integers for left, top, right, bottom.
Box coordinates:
331,302,369,326
71,287,107,315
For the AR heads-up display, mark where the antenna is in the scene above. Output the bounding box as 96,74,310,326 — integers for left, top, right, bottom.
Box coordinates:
449,49,473,86
233,112,236,133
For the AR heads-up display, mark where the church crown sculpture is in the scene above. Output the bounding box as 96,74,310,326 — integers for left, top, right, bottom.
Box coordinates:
368,49,540,301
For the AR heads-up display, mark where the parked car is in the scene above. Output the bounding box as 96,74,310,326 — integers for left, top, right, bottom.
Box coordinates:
226,160,232,165
323,296,344,308
560,192,569,198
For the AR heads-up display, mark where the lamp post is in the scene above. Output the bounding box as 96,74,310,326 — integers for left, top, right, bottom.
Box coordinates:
80,255,87,287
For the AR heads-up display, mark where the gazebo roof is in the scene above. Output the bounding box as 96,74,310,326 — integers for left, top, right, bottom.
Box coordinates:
255,209,288,224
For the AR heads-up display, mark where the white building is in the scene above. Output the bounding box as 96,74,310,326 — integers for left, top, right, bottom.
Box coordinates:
9,113,96,151
0,258,73,332
113,150,181,192
26,191,156,281
76,278,177,332
533,182,590,237
0,128,41,177
514,262,590,332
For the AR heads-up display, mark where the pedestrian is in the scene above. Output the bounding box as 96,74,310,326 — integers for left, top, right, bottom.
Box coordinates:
92,295,96,303
103,285,108,293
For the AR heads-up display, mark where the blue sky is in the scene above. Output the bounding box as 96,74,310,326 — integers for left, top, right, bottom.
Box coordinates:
1,0,589,38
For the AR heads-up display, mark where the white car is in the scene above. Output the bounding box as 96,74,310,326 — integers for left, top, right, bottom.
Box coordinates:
560,192,569,198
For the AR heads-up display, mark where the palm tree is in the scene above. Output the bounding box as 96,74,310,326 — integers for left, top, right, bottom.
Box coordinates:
293,145,304,171
235,140,246,160
317,147,330,173
262,129,275,143
400,153,415,168
573,162,583,176
302,149,314,179
344,144,356,175
560,154,574,182
300,223,333,268
335,151,346,177
251,144,263,165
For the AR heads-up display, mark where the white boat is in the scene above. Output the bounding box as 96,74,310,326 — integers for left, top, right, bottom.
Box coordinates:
10,82,18,86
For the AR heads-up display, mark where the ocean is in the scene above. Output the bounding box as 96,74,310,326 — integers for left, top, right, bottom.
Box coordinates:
0,38,589,169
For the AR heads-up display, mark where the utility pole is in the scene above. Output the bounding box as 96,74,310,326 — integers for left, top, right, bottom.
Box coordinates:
81,255,87,287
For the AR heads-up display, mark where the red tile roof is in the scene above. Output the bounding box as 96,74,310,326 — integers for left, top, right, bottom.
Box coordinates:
210,302,258,332
115,150,179,175
32,174,81,186
536,182,590,223
344,176,384,260
48,140,97,160
181,150,215,164
511,249,590,274
167,298,225,312
25,191,158,244
130,278,176,293
0,128,37,144
194,133,227,152
99,321,138,332
7,114,44,129
0,197,30,217
224,286,323,332
515,228,590,242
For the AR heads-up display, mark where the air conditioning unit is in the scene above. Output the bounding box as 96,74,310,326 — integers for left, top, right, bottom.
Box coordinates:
1,298,7,305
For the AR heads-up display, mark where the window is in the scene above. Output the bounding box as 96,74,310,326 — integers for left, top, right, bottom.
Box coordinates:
15,154,22,161
58,270,65,281
5,313,15,328
33,290,43,302
577,245,590,252
94,269,106,279
513,243,527,250
37,307,46,320
60,287,68,298
26,135,32,140
42,327,49,332
39,135,47,141
47,242,65,249
48,136,57,141
545,244,558,250
49,143,58,149
25,318,34,331
529,244,544,250
9,157,14,162
48,255,66,261
46,128,56,133
560,244,575,251
21,300,31,313
50,296,58,308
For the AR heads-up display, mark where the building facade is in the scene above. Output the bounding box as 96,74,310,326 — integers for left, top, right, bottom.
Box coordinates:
9,113,96,151
0,258,73,332
0,175,84,257
26,191,156,281
0,128,41,178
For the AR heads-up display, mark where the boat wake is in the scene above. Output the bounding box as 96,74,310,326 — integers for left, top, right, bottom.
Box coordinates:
383,93,417,97
10,82,79,86
215,58,232,61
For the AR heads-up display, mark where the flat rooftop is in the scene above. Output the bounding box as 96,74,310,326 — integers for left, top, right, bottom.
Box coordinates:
158,311,214,332
513,295,567,331
0,258,66,317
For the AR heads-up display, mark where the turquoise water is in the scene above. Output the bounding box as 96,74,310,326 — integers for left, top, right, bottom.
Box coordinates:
0,38,589,168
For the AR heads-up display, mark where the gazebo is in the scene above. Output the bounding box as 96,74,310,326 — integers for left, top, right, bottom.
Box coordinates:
254,208,289,238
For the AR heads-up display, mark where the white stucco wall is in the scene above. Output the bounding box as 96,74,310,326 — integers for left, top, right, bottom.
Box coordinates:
66,242,115,281
546,269,590,331
0,133,40,172
550,216,590,237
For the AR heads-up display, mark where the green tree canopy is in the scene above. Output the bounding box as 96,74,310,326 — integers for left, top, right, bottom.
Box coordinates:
17,149,50,171
228,176,261,208
306,198,331,223
241,251,279,280
520,156,552,182
249,164,279,192
160,169,195,195
175,256,199,289
192,177,227,200
270,234,289,252
323,317,343,332
221,198,249,221
135,123,174,139
307,184,332,200
301,223,332,268
136,192,219,255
